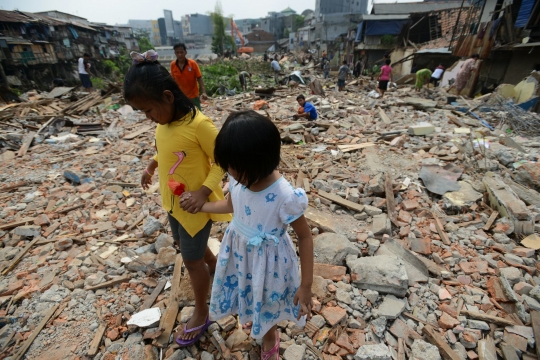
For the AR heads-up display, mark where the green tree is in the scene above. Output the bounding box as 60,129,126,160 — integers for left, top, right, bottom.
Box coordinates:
210,1,229,55
293,15,305,31
138,37,153,52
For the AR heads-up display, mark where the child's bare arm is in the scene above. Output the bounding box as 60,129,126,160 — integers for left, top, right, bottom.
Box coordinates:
193,194,233,214
291,215,314,320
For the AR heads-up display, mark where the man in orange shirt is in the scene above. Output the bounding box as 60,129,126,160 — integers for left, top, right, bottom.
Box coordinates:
170,43,208,110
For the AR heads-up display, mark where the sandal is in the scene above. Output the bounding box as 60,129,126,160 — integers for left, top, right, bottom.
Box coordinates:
261,330,280,360
175,317,212,347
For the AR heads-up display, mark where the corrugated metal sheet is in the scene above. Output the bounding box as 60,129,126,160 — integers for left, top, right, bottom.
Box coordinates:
373,1,466,15
515,0,535,28
0,10,33,23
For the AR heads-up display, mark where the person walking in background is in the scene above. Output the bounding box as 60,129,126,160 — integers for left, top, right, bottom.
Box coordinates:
170,43,208,111
323,60,330,79
430,64,445,87
271,58,281,84
415,68,433,91
377,59,393,97
78,53,93,91
449,54,480,94
337,60,349,91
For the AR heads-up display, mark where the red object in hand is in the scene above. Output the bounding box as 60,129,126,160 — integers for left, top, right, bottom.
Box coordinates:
168,179,185,196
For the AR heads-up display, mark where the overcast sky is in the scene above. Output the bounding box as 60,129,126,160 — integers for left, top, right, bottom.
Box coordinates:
1,0,316,24
0,0,419,24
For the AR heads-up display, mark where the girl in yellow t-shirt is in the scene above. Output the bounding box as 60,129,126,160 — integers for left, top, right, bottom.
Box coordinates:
124,50,231,347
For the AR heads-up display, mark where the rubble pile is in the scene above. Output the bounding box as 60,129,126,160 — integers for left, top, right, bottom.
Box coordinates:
0,77,540,360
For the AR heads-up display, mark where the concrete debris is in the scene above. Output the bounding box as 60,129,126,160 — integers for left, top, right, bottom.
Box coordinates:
1,58,540,360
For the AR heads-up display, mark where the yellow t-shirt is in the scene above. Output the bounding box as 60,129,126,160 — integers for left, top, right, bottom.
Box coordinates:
153,111,232,237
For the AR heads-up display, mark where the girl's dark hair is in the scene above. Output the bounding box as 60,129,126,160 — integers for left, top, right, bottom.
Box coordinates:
215,110,280,188
123,61,196,122
471,54,480,59
385,59,391,65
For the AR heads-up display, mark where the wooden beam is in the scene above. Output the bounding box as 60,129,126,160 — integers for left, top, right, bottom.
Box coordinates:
1,237,40,275
385,173,397,225
432,212,451,245
460,309,516,327
12,303,60,360
483,211,499,231
123,125,153,140
84,275,130,291
154,254,184,348
0,181,27,193
17,132,36,157
337,142,376,152
0,218,35,231
422,324,462,360
87,323,107,357
140,279,167,311
317,190,365,213
531,311,540,359
378,107,391,124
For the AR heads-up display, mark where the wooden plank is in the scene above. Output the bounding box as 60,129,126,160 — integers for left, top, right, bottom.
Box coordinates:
123,125,153,140
17,132,36,157
459,310,516,327
303,178,311,193
337,142,376,152
84,274,130,291
483,211,499,231
397,337,405,360
12,303,60,360
140,279,167,310
378,107,391,124
0,181,27,193
154,254,184,347
422,324,462,360
1,237,40,275
317,190,365,213
127,212,147,231
531,310,540,359
432,212,451,245
0,218,35,231
385,173,397,225
500,343,520,360
87,323,107,357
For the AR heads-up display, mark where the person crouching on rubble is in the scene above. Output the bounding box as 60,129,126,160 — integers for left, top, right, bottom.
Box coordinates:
124,50,232,347
238,71,252,92
293,94,318,126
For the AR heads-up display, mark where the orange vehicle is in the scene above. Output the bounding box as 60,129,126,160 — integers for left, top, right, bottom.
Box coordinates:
230,19,254,53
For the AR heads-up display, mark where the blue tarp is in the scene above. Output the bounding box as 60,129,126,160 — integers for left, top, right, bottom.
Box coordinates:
365,20,409,36
515,0,535,28
356,21,364,42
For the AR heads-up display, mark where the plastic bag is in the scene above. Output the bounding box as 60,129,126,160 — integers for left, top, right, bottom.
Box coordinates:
368,90,380,98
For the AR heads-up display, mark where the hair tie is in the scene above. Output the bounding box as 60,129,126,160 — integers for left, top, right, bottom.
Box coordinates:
130,50,159,64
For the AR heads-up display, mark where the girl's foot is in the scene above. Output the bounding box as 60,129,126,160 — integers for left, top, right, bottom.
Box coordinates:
175,309,209,343
242,322,252,329
261,330,279,360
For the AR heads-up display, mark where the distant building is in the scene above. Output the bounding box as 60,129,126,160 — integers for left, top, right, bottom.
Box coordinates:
34,10,89,25
315,0,371,18
234,18,261,34
244,28,275,52
190,13,213,35
151,20,161,46
181,15,191,35
158,18,167,45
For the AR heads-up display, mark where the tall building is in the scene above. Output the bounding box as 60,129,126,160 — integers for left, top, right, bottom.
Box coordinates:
315,0,371,18
151,20,161,46
189,13,213,35
181,15,191,35
173,20,184,43
164,10,175,40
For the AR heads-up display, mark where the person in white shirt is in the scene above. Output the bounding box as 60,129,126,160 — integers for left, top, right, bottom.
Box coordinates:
271,59,281,84
429,64,445,87
78,53,92,90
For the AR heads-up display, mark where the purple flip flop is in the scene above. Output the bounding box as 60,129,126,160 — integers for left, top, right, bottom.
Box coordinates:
175,317,212,347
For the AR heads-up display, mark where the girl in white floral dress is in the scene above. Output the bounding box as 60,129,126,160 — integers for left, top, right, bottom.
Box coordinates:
183,110,314,360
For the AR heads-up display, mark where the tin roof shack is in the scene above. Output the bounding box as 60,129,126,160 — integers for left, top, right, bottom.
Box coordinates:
449,0,540,98
0,10,97,90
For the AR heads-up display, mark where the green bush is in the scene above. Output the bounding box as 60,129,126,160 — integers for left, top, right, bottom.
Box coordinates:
201,63,241,95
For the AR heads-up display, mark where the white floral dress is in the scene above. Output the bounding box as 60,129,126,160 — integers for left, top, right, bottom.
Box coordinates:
209,176,308,339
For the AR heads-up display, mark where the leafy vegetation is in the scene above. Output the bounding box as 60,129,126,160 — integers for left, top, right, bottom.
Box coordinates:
90,76,107,90
381,35,396,46
200,62,240,95
210,2,235,55
138,37,153,52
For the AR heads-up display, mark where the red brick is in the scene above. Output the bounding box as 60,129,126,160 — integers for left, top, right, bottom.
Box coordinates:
0,279,25,296
398,210,412,224
458,261,489,274
335,333,355,354
467,350,479,360
106,328,119,340
410,237,432,255
438,312,460,329
76,182,95,193
327,343,341,355
512,247,535,258
321,306,347,326
313,263,347,282
439,303,457,318
402,199,419,211
348,331,366,348
399,226,410,238
439,288,452,300
503,330,528,352
486,277,510,302
34,214,50,226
